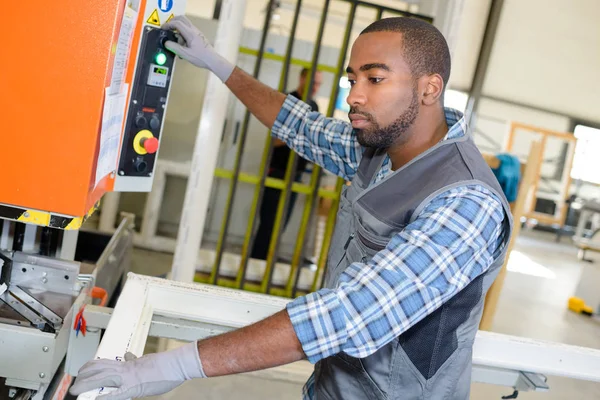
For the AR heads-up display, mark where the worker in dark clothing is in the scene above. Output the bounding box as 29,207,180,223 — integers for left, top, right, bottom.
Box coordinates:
251,68,323,260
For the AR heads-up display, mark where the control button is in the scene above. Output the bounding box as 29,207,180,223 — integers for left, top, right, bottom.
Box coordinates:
155,51,167,66
136,116,147,128
141,137,159,154
133,130,154,155
149,116,160,130
134,159,148,173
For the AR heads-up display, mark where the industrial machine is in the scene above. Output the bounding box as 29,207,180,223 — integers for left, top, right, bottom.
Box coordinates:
1,0,185,398
2,1,600,399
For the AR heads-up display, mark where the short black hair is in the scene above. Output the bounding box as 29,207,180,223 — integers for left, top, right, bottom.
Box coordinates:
300,67,322,78
360,17,451,88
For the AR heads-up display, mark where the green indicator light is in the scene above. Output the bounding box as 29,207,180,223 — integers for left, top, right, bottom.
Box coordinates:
155,52,167,66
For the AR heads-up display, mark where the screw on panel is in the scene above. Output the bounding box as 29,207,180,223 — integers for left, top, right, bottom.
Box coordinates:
43,346,49,352
42,278,48,284
119,171,125,176
39,372,45,378
23,212,30,218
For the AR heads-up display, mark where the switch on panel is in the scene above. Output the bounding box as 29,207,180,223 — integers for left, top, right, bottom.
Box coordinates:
133,130,159,155
142,137,159,154
149,116,160,130
136,116,147,128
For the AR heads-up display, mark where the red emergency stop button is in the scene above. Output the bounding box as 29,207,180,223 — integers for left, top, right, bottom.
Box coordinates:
142,137,159,154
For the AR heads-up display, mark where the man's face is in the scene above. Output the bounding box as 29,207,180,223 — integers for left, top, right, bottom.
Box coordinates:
300,71,323,98
346,32,419,148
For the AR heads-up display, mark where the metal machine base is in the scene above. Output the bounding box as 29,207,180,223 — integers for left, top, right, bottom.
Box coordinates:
0,216,134,400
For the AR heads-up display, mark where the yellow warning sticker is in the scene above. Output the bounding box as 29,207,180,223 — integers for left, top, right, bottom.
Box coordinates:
166,13,174,23
147,9,161,26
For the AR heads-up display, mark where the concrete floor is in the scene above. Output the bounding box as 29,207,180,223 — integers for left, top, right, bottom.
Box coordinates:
130,229,600,399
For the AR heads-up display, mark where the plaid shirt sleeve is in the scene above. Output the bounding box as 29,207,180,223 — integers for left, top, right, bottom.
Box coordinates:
286,184,507,363
272,94,363,180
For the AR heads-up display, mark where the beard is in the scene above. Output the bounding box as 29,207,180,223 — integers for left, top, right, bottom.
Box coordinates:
351,87,420,149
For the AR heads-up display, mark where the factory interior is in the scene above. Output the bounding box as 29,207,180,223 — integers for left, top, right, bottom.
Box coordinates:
2,0,600,399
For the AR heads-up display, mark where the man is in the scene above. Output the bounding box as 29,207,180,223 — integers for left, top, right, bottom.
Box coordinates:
251,67,322,261
71,16,512,400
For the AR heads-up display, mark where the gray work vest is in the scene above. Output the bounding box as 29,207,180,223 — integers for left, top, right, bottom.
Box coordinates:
314,133,513,399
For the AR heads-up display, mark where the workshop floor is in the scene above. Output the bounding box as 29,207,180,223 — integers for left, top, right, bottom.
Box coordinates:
130,229,600,399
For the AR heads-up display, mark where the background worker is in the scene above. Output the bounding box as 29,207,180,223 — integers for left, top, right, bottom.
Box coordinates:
70,16,512,400
251,68,322,261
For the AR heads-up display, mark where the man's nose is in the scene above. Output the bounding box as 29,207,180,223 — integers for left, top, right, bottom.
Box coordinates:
346,84,366,107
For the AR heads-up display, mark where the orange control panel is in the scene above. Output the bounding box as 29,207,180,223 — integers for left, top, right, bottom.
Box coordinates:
1,0,179,223
2,0,130,218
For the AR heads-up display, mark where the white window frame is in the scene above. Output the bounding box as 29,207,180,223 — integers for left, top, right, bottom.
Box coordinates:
77,273,288,399
77,273,600,399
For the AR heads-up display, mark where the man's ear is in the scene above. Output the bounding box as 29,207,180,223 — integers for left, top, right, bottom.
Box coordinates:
421,74,444,106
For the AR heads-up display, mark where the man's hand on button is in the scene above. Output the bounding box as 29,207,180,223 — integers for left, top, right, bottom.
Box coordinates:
162,16,234,82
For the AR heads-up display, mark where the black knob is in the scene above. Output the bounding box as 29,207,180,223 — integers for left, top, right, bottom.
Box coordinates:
149,116,160,130
134,159,148,173
136,116,147,128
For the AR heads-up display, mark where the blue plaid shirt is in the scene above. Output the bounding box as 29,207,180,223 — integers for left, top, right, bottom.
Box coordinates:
272,95,506,399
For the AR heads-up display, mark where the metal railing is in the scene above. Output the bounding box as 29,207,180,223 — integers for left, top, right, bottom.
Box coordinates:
203,0,432,297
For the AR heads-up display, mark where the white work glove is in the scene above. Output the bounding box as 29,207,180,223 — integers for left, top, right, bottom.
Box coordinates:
69,341,206,400
162,16,235,82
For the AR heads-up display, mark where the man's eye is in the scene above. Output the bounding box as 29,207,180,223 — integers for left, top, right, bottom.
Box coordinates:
369,77,383,84
348,79,356,86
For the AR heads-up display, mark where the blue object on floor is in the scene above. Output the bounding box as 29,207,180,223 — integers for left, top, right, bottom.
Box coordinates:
492,154,521,202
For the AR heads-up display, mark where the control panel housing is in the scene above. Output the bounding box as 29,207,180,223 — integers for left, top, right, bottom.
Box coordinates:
118,27,177,178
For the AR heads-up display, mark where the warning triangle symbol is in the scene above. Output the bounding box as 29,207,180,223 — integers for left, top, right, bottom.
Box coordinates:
166,13,174,23
147,9,161,26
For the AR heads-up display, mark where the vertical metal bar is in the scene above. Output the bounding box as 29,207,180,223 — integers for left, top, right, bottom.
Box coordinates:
58,230,79,261
465,0,504,128
211,1,276,284
213,0,224,19
288,2,358,297
0,220,13,251
262,0,332,294
22,224,37,253
237,0,304,289
376,7,383,19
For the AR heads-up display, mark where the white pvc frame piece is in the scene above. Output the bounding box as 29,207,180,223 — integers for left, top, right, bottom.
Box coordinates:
79,272,600,399
473,331,600,383
77,272,287,399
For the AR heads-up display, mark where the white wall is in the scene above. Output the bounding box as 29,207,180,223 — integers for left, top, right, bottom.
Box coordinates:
446,0,491,91
482,0,600,123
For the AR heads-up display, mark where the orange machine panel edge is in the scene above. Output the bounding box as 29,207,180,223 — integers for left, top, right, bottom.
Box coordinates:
3,0,124,217
86,0,149,212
